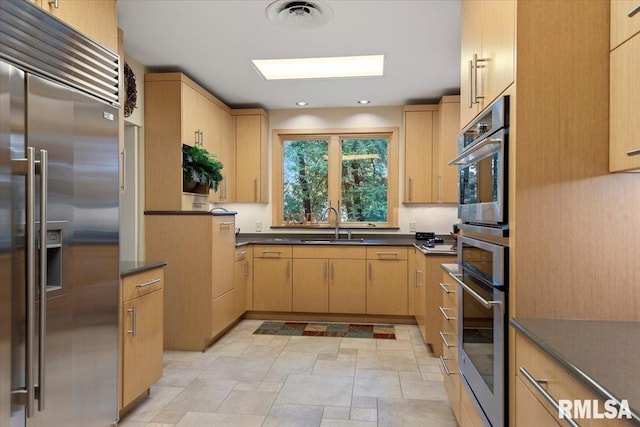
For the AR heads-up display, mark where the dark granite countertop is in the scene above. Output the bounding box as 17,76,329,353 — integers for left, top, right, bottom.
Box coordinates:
236,233,456,255
120,260,167,277
511,318,640,423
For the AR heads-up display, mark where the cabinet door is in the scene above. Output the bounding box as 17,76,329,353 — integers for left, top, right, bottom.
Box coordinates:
43,0,117,52
611,0,640,49
329,259,366,314
460,0,483,128
212,218,235,298
236,115,268,203
433,99,460,203
413,256,426,341
234,257,252,311
122,289,163,408
404,111,433,203
480,0,515,110
515,377,561,427
207,102,222,202
366,260,408,315
293,259,329,313
181,83,207,147
219,109,236,201
211,289,235,338
610,34,640,172
253,258,292,311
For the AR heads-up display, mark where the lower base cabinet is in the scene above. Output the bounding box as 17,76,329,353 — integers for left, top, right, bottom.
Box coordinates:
120,267,164,411
234,246,253,311
366,247,408,315
253,245,293,312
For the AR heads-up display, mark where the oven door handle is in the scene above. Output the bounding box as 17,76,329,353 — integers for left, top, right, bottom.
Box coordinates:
448,135,502,166
447,271,501,310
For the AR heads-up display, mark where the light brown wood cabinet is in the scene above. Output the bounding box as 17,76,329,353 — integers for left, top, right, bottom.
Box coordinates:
413,249,427,340
460,382,486,427
144,73,232,211
439,267,461,424
234,246,253,311
216,109,237,202
403,96,460,204
145,213,237,350
460,0,515,129
515,331,631,427
38,0,117,53
234,111,269,203
366,247,408,315
610,2,640,172
120,267,164,411
515,377,561,427
253,245,293,311
291,246,367,314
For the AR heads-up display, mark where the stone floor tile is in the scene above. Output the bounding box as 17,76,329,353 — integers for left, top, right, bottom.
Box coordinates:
150,409,186,424
164,379,236,412
283,336,341,354
353,369,402,398
199,355,275,382
216,390,278,415
401,380,449,401
350,407,377,421
399,370,423,381
234,381,261,391
323,406,351,420
124,386,184,422
356,349,419,372
375,339,415,351
277,374,353,407
312,359,356,377
258,381,283,392
351,396,377,409
377,398,457,427
154,369,201,388
262,403,324,427
175,411,265,427
320,420,377,427
340,338,377,350
263,350,318,382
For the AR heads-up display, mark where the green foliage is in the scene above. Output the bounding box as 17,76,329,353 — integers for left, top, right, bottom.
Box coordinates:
282,137,388,223
182,144,223,191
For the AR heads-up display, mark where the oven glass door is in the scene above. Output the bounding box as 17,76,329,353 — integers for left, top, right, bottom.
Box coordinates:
459,269,506,426
457,129,506,225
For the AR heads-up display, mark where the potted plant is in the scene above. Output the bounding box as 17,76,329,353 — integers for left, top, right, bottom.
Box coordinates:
182,144,223,194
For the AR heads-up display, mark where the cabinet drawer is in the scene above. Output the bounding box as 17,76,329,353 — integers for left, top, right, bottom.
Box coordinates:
366,246,408,260
235,246,252,261
516,333,630,427
440,346,461,423
293,245,366,259
611,1,640,50
122,268,164,302
254,245,292,258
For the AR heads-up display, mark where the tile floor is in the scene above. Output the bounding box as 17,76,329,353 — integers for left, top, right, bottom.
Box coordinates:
119,319,457,427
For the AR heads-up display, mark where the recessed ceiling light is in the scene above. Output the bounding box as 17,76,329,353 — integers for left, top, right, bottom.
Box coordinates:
296,101,308,106
357,99,371,105
251,55,385,80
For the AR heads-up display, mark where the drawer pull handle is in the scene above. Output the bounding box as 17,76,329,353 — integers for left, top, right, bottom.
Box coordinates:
136,278,161,288
237,250,247,257
439,306,456,321
220,221,234,226
448,271,501,309
439,282,456,294
519,367,580,427
628,3,640,17
262,250,282,254
376,251,398,256
439,331,456,348
626,148,640,157
127,307,137,337
439,355,456,376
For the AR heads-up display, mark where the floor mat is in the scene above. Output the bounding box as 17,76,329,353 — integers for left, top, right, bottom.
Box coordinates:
253,321,396,339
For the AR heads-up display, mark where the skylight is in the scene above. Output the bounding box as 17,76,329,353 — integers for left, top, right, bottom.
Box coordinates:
251,55,385,80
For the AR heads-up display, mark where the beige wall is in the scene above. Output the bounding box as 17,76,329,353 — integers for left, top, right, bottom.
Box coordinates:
219,106,458,235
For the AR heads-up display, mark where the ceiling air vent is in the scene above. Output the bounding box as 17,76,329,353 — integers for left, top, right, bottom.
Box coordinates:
266,0,333,29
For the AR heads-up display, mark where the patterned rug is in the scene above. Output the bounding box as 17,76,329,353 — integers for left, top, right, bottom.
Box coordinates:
253,321,396,339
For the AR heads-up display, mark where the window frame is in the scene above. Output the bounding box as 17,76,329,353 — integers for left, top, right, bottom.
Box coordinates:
272,127,399,228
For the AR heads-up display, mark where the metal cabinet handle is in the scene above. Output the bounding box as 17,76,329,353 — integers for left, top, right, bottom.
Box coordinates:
439,307,456,321
120,148,125,192
447,271,501,309
48,0,59,8
237,250,247,257
220,221,234,226
25,148,36,417
244,261,249,277
436,175,442,202
408,177,412,201
38,149,48,412
376,251,399,256
331,262,334,280
368,262,372,281
519,367,579,427
254,178,258,202
472,53,486,105
414,269,423,288
127,307,137,337
628,3,640,17
627,148,640,157
262,250,282,255
194,130,199,146
439,282,456,294
439,331,456,348
468,59,473,108
286,260,291,279
323,261,328,280
439,355,456,376
136,278,160,288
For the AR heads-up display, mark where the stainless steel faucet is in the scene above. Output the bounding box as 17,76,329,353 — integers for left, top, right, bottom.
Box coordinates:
324,206,340,239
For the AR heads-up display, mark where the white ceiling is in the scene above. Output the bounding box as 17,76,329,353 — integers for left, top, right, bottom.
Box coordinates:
117,0,461,110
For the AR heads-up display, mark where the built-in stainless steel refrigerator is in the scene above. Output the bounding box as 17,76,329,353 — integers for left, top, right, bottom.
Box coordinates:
1,0,120,426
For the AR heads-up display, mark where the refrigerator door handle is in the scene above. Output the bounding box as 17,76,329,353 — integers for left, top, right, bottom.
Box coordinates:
38,149,48,411
25,147,36,418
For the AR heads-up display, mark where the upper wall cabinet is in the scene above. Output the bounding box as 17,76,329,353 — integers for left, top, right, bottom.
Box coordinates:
38,0,118,53
403,96,460,204
460,0,515,129
610,1,640,172
214,109,237,202
144,73,230,211
234,111,269,203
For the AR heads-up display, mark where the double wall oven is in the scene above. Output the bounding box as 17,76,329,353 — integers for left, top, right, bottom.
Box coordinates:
451,96,510,427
